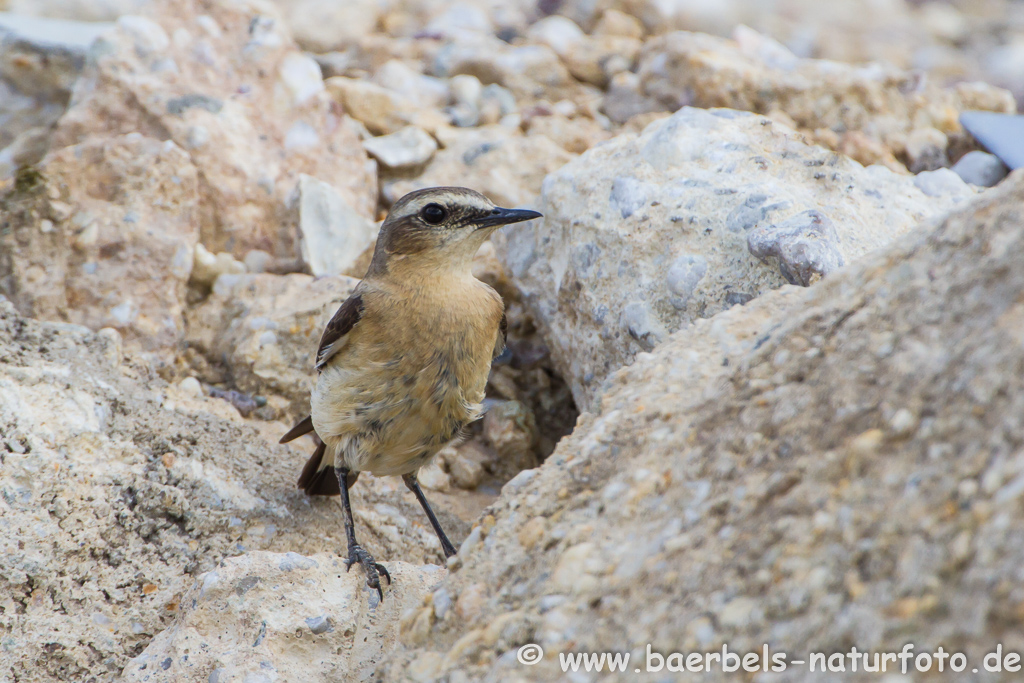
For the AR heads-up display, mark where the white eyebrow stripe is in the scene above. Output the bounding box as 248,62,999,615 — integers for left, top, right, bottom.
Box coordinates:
392,191,495,220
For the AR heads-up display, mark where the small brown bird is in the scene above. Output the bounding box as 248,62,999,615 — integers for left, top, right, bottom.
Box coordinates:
280,187,540,599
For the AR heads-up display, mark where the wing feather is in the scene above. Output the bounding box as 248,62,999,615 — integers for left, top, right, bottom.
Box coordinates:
315,292,364,371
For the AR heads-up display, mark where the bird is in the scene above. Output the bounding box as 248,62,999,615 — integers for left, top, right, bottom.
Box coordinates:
279,187,541,600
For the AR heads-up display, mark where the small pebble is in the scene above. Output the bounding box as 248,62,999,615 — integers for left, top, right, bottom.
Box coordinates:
178,377,203,397
951,151,1008,187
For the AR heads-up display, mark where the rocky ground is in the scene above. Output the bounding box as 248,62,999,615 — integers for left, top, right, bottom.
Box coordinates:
0,0,1022,681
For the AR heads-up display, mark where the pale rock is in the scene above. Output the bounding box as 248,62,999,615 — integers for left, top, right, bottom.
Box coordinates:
551,542,595,592
0,13,110,93
525,15,584,58
912,167,974,199
477,84,517,125
425,2,493,39
419,461,451,493
951,151,1008,187
385,125,573,208
447,102,480,128
279,51,325,106
115,14,168,53
449,74,483,110
375,59,450,109
904,126,949,172
243,249,274,273
717,596,759,629
592,9,644,39
7,0,146,21
434,34,576,103
51,0,376,260
298,174,380,278
363,126,438,171
270,0,382,53
0,126,52,179
327,77,415,139
732,23,799,71
482,400,538,479
120,553,441,683
178,376,202,397
380,172,1024,683
984,39,1024,105
920,2,968,44
326,76,414,136
505,107,966,409
0,13,112,177
524,113,611,154
600,70,665,125
562,34,641,88
0,302,457,680
747,210,844,287
447,451,485,490
0,134,198,352
190,243,245,288
637,30,1016,170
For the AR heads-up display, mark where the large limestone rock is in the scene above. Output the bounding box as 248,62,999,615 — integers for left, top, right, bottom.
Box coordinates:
120,553,442,683
382,171,1024,680
0,134,199,352
505,106,971,410
635,29,1017,171
51,0,377,260
0,300,462,682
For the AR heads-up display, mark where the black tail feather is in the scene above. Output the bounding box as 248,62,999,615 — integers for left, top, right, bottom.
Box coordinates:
280,415,314,444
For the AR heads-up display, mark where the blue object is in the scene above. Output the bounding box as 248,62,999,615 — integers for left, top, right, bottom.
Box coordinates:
959,111,1024,170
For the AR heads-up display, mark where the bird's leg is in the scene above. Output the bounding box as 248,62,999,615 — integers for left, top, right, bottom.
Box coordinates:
338,467,390,600
403,472,458,559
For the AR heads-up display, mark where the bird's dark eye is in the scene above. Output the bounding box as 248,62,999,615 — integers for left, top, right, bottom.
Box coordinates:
421,203,447,225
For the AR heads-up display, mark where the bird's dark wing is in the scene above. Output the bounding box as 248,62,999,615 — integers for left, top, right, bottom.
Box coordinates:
493,311,507,359
315,292,364,371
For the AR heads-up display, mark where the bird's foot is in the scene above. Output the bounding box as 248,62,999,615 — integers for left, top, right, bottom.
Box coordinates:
345,543,391,601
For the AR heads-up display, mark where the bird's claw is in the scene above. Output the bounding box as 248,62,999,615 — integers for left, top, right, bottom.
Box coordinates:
345,543,390,601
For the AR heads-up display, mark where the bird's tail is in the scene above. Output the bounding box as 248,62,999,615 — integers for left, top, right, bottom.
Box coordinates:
279,414,314,443
283,415,349,496
297,440,343,496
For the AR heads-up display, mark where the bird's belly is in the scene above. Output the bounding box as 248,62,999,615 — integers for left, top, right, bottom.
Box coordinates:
311,360,486,477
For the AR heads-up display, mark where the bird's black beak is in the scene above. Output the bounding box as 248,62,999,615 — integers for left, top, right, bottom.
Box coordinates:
476,206,543,229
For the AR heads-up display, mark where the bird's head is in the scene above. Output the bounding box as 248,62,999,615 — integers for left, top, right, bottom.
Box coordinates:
367,187,541,276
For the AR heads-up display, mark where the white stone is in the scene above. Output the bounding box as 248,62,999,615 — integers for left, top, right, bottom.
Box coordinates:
362,126,438,170
190,243,245,287
450,74,483,110
526,15,584,57
299,174,379,277
913,168,973,199
279,52,325,106
115,15,169,53
952,151,1010,187
270,0,381,53
374,60,449,109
